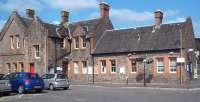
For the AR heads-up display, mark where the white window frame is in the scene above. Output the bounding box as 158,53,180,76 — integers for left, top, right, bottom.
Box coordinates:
82,61,87,74
34,45,40,59
16,35,20,48
82,36,87,48
100,60,106,73
157,58,164,73
169,58,177,73
111,60,116,73
74,62,79,74
74,37,79,49
131,60,137,73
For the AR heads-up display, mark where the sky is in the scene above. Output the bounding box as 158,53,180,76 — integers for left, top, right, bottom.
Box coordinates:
0,0,200,37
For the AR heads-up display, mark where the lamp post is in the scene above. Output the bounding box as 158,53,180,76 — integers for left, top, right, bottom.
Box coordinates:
143,59,147,87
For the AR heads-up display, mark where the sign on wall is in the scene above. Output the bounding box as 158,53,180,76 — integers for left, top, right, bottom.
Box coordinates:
177,58,185,63
120,66,125,74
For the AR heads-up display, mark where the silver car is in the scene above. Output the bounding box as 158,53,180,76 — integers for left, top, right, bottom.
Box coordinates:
0,74,11,95
42,73,69,90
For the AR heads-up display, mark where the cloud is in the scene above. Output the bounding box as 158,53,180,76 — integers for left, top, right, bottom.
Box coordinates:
165,17,185,24
0,0,98,12
90,8,180,23
164,10,179,17
47,0,98,11
0,20,6,31
0,0,46,12
51,20,60,25
193,20,200,37
90,8,154,22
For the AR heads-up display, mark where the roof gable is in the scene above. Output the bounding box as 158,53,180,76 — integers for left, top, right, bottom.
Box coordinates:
0,11,31,41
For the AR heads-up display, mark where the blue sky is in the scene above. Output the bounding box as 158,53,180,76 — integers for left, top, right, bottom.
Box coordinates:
0,0,200,37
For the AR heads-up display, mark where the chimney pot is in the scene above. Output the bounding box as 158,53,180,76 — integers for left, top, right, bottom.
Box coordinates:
60,10,69,25
100,2,110,18
154,9,163,29
26,9,35,18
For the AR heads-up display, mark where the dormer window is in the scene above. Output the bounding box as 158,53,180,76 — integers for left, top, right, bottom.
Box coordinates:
60,38,65,48
16,35,20,48
82,36,86,48
74,37,79,49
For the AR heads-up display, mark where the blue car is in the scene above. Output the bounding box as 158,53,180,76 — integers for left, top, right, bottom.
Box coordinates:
9,72,44,94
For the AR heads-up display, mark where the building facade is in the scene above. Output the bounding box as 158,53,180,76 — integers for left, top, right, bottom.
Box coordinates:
0,2,199,85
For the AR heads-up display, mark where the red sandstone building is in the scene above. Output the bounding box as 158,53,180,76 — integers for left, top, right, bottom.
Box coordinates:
0,2,199,85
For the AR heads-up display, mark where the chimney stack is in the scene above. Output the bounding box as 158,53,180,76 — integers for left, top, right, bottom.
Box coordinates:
100,2,110,18
26,9,35,18
154,9,163,29
60,10,69,25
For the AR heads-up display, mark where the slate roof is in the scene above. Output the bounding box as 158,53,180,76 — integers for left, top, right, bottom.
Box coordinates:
60,17,113,43
21,17,59,38
66,18,102,34
94,22,186,54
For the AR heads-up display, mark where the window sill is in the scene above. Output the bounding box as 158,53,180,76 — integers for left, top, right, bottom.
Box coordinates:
131,72,137,74
169,72,176,73
35,57,40,59
157,72,164,74
111,72,116,74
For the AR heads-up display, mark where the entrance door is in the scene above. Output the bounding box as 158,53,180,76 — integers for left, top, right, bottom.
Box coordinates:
30,63,35,73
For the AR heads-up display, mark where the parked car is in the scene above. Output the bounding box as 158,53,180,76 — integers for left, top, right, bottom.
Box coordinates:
9,72,44,94
42,73,69,90
0,74,11,95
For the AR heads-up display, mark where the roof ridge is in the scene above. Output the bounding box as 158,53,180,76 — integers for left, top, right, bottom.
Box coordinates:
70,18,101,24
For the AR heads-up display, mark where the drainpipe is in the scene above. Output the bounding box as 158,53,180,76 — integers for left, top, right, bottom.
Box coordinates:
55,38,58,73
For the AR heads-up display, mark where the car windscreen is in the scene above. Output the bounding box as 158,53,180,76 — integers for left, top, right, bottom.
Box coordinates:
0,74,4,80
25,73,39,79
57,74,66,79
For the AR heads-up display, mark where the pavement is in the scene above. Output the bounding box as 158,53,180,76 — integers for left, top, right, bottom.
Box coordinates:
0,85,200,102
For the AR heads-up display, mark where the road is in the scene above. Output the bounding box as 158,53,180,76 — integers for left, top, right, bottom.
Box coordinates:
0,85,200,102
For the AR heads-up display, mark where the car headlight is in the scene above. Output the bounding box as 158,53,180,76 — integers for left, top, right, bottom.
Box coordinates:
6,82,11,87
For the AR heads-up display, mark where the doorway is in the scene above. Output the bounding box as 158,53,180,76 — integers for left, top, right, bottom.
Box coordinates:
30,63,35,73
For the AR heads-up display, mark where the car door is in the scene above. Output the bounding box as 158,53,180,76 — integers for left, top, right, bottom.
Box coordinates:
42,74,49,89
9,73,19,90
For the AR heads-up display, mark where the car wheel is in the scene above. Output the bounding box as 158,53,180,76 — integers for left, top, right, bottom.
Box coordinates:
49,84,54,90
18,85,24,94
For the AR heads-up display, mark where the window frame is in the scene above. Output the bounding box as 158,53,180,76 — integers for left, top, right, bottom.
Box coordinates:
131,60,137,73
73,61,79,74
82,61,87,74
82,36,87,48
34,45,40,59
60,38,65,48
10,35,14,49
111,60,116,73
169,58,177,73
157,58,164,73
16,35,20,48
74,37,79,49
100,60,106,73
